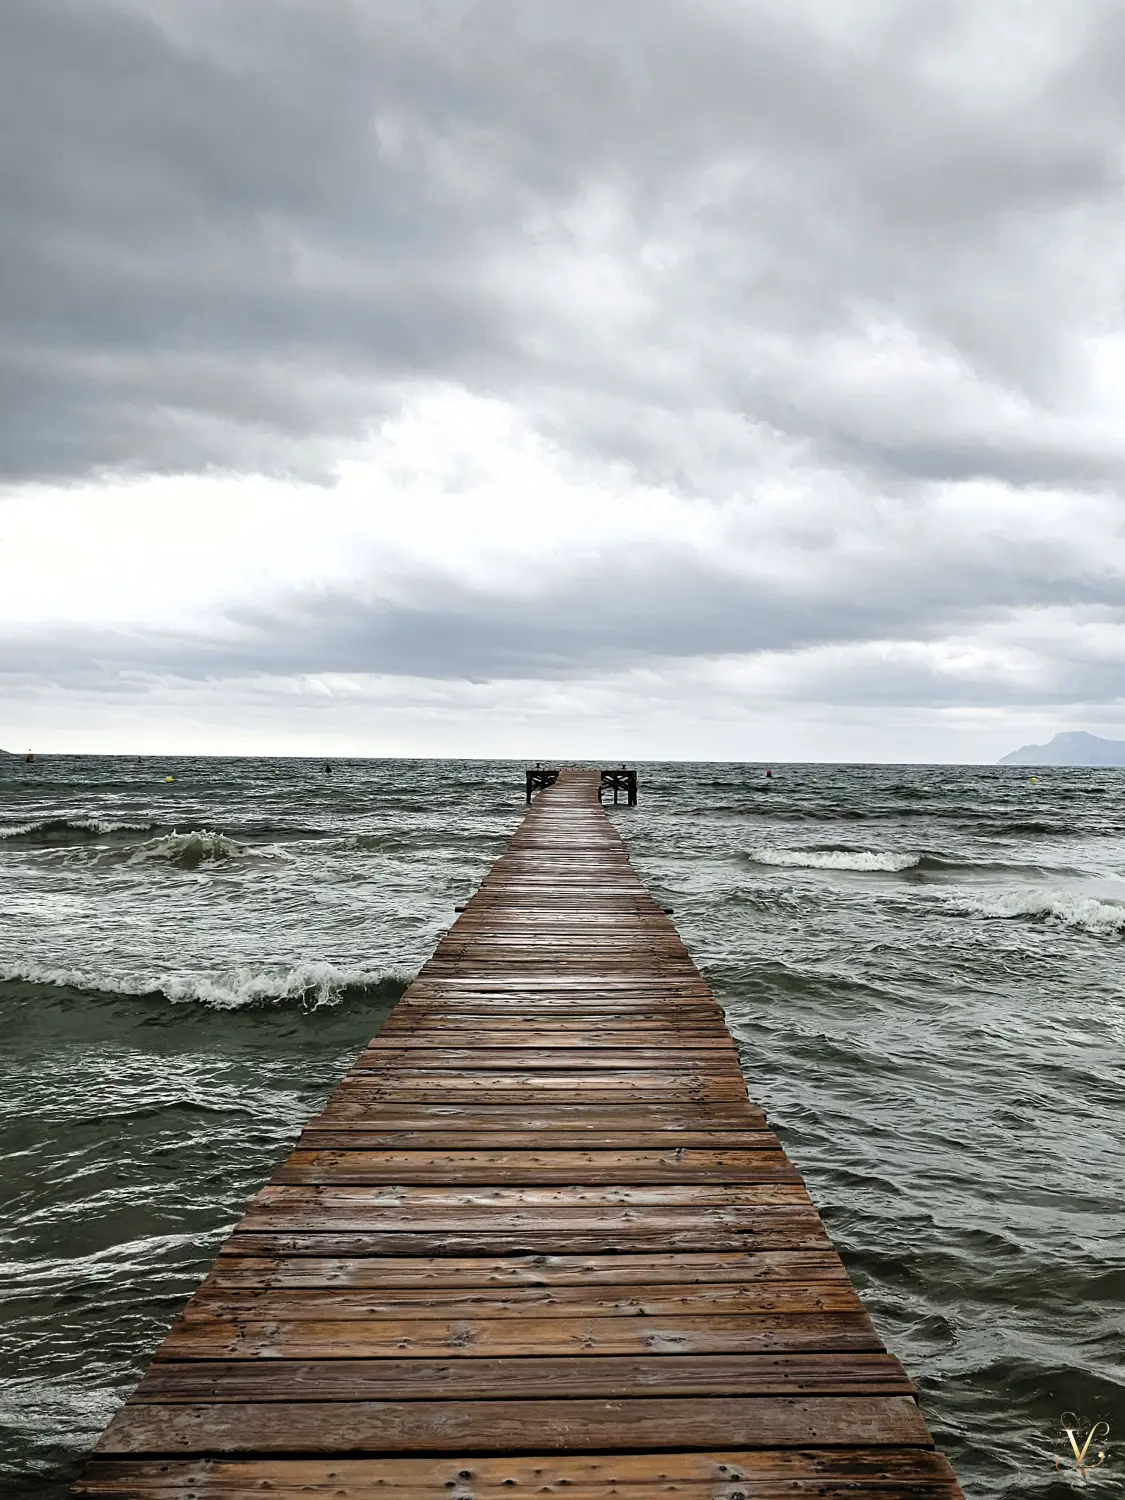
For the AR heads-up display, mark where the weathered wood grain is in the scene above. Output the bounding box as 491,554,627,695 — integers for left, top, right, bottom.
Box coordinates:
76,1448,962,1498
96,1395,931,1455
157,1311,882,1361
220,1222,834,1256
179,1280,863,1321
134,1351,914,1402
203,1249,849,1288
298,1130,780,1150
272,1148,797,1184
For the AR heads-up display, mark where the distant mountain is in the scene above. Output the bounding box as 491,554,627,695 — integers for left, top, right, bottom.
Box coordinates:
1000,731,1125,766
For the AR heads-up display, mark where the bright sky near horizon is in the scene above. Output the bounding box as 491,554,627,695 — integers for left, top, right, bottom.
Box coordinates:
4,1,1125,761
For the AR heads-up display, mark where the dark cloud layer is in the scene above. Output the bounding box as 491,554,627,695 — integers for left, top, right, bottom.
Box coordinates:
4,0,1125,487
4,0,1125,749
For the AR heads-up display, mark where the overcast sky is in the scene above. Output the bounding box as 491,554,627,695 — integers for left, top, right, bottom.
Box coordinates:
3,0,1125,760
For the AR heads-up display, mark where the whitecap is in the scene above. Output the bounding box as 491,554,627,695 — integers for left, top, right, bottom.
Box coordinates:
160,960,392,1009
0,959,405,1010
747,847,921,872
0,816,157,843
127,829,246,869
947,889,1125,937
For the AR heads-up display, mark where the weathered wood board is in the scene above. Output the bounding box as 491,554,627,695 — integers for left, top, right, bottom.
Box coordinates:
73,769,962,1499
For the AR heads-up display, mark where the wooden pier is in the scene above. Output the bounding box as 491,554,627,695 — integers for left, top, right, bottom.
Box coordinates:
76,769,963,1499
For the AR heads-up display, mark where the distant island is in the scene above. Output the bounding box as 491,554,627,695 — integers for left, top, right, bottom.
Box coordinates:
1000,731,1125,766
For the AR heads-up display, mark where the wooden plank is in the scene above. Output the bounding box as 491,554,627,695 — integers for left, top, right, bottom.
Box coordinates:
273,1149,799,1184
351,1049,744,1070
202,1250,850,1288
76,1449,961,1498
235,1215,824,1242
308,1105,768,1130
157,1312,882,1359
396,991,718,1004
72,768,962,1500
221,1223,834,1256
75,1482,963,1500
323,1080,751,1102
180,1281,863,1321
237,1195,820,1235
134,1351,914,1402
376,1027,735,1043
298,1131,780,1150
246,1183,815,1208
97,1395,930,1454
75,1481,961,1500
388,1000,722,1013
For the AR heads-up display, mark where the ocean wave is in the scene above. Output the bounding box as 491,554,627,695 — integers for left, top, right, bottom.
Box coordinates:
947,889,1125,936
744,846,1072,877
347,832,419,854
972,819,1076,836
126,829,257,869
0,816,158,846
0,960,410,1010
719,802,996,824
732,803,872,821
747,846,921,872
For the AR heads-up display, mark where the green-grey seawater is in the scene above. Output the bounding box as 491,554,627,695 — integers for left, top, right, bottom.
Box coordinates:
1,757,1122,1497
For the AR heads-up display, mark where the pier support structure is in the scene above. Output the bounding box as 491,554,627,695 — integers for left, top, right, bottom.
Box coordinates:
598,765,637,805
525,764,559,803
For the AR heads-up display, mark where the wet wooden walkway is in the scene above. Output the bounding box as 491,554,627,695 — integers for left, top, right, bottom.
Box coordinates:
76,769,963,1499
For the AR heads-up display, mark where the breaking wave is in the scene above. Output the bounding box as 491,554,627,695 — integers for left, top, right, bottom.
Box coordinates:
126,829,251,869
0,816,159,846
0,960,410,1011
747,846,921,872
947,889,1125,937
744,846,1073,877
0,818,340,854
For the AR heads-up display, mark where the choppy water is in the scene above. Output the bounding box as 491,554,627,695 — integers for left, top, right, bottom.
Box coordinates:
1,757,1122,1498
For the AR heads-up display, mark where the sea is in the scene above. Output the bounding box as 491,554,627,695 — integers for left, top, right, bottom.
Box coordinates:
1,756,1122,1498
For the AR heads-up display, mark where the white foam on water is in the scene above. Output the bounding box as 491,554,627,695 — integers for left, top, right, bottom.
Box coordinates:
947,888,1125,936
161,960,385,1008
127,829,246,866
0,816,156,839
748,847,921,872
0,959,398,1009
79,817,154,834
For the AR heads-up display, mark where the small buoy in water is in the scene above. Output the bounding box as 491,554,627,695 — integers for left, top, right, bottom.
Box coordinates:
1030,776,1039,783
25,749,34,763
163,775,175,783
324,762,333,775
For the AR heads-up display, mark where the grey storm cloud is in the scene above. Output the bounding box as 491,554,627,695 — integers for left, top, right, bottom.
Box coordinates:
5,0,1125,752
4,534,1123,706
4,0,1125,488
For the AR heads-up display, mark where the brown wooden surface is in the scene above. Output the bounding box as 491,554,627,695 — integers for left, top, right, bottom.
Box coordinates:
74,769,962,1499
